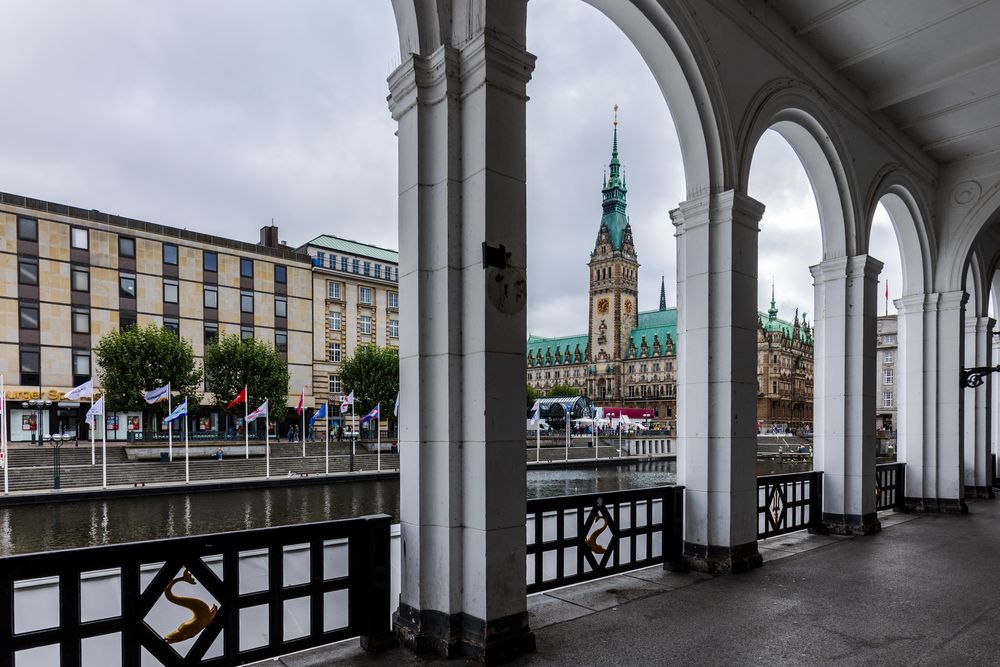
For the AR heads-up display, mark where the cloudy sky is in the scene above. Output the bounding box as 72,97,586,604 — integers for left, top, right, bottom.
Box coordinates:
0,0,901,338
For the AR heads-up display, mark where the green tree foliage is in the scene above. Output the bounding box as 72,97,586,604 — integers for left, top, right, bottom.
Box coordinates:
340,345,399,419
94,325,203,413
547,384,582,398
204,333,289,424
527,384,543,407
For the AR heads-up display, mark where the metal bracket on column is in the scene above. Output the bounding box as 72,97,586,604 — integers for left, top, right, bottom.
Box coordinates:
481,242,507,269
961,365,1000,388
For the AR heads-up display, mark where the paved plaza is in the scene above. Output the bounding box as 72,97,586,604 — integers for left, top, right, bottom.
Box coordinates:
278,501,1000,666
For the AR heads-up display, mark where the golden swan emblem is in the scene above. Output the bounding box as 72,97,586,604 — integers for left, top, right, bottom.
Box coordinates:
162,569,218,644
585,517,610,554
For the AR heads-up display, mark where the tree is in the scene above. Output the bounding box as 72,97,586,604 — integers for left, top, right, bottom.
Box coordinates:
204,333,289,427
340,345,399,425
527,384,543,408
547,384,582,398
95,325,203,413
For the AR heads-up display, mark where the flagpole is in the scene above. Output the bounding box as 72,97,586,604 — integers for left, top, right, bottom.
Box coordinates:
101,406,107,489
325,401,330,476
89,389,95,466
167,382,173,463
301,387,306,457
266,410,271,479
184,400,190,484
377,407,381,472
243,385,249,460
564,404,569,462
351,400,356,459
536,416,541,463
2,374,8,495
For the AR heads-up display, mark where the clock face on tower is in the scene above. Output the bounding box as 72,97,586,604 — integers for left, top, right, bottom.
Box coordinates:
624,299,633,315
597,298,610,314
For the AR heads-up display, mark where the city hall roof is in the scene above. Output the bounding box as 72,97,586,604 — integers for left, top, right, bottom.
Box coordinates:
303,235,399,264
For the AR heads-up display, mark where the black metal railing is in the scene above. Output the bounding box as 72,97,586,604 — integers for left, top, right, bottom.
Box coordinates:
757,471,823,539
525,485,684,594
993,454,999,490
875,462,906,511
0,515,394,667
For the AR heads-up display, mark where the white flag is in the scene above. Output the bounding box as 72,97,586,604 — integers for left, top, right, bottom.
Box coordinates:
86,396,105,428
246,400,269,423
65,379,93,401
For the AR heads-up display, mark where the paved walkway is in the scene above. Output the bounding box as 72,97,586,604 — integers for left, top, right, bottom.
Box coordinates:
276,500,1000,666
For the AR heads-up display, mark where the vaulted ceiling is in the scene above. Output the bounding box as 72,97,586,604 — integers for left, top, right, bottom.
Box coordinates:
769,0,1000,165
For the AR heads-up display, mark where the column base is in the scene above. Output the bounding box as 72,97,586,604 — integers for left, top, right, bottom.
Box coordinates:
963,485,995,499
683,541,763,574
903,497,969,514
393,603,535,664
820,512,881,535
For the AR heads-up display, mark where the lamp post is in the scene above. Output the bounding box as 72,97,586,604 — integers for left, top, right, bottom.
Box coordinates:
21,398,52,446
44,430,72,490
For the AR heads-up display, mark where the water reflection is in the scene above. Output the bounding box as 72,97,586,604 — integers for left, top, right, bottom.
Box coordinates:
1,460,808,556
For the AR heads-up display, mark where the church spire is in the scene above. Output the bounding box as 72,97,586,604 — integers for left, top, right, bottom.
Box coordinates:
768,279,778,320
659,275,667,310
599,105,629,250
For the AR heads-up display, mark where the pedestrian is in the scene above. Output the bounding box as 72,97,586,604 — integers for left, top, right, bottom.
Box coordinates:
287,424,293,443
216,447,224,461
336,425,344,442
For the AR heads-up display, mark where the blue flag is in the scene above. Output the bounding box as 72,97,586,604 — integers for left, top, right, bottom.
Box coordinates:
360,404,380,426
163,400,187,425
310,403,327,427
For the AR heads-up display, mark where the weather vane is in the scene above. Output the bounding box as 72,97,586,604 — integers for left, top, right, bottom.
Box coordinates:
613,104,619,127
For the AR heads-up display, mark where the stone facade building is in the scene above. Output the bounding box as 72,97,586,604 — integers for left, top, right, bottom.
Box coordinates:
756,289,815,431
876,315,898,432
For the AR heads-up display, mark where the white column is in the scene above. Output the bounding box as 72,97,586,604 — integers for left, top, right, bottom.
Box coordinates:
388,18,536,662
672,190,764,573
993,336,1000,487
810,255,881,534
895,294,930,500
963,316,994,497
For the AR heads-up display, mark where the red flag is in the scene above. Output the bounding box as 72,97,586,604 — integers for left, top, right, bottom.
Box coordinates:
227,387,247,410
296,388,305,415
885,280,888,300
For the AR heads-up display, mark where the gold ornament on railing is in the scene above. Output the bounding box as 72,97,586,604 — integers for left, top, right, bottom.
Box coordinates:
162,569,218,644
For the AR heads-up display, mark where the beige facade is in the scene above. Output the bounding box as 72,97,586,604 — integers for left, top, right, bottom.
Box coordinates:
0,193,314,441
299,236,400,424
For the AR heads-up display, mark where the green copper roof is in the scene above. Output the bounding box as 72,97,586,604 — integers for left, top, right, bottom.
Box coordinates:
600,117,629,251
759,309,813,344
627,308,677,357
303,235,399,264
527,333,589,366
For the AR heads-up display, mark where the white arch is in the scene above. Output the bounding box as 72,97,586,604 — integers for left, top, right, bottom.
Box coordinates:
864,167,935,296
938,181,1000,292
737,83,858,259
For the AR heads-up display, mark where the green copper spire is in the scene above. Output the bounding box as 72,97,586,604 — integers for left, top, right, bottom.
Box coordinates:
600,105,629,250
659,276,667,310
768,280,778,320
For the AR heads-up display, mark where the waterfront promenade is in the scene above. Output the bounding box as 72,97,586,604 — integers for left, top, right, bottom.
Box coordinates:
279,501,1000,666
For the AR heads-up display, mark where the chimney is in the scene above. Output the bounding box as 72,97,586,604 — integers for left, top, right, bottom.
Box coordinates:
259,224,279,248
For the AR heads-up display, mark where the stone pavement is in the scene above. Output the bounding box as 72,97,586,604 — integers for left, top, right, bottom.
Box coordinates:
268,500,1000,666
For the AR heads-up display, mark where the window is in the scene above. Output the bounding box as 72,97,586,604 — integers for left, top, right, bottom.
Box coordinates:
18,258,38,286
275,331,288,353
240,258,254,278
363,261,371,276
340,257,348,272
241,326,254,340
275,296,287,318
73,350,91,377
360,315,372,335
163,317,180,335
274,265,287,284
883,391,894,409
204,322,219,345
388,291,398,309
119,236,135,257
352,258,360,273
327,281,342,300
359,286,372,305
163,243,178,265
240,290,254,313
72,308,90,334
120,313,136,330
163,279,179,304
883,334,896,344
375,264,382,279
17,216,37,241
71,266,89,292
329,310,342,331
20,348,40,385
329,254,337,269
204,286,218,309
119,273,136,299
203,251,218,273
884,351,894,365
19,303,39,329
316,251,325,266
389,319,399,338
71,227,88,250
883,368,894,385
329,375,342,394
329,342,342,363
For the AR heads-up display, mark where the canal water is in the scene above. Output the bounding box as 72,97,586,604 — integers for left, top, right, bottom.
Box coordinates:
0,459,808,556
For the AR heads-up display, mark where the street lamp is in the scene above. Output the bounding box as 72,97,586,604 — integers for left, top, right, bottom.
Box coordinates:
21,399,52,445
43,431,72,490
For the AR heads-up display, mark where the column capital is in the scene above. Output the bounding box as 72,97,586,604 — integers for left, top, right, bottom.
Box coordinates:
387,46,462,120
670,190,764,233
894,293,929,313
935,289,968,312
808,254,882,284
965,315,994,334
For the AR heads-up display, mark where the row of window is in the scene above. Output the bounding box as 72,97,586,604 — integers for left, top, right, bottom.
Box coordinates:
327,281,398,309
17,216,289,282
315,252,398,282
